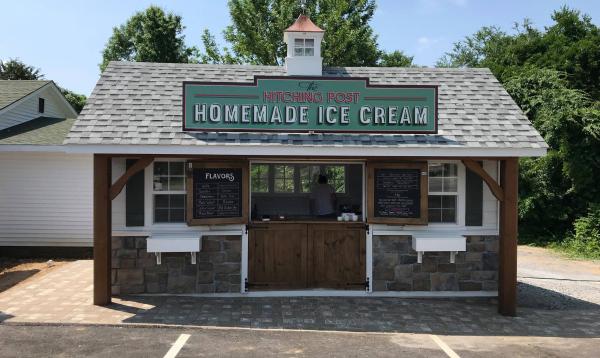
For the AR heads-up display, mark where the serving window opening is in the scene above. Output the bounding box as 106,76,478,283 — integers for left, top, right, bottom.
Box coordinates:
250,162,364,222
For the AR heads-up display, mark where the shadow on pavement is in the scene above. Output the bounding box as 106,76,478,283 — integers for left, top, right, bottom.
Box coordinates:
0,269,40,293
0,311,14,323
108,284,600,338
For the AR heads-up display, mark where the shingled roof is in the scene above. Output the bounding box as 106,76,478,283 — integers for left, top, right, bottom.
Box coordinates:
65,61,547,156
0,80,51,110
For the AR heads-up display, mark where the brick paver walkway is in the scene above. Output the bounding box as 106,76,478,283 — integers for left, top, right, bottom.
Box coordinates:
1,261,599,337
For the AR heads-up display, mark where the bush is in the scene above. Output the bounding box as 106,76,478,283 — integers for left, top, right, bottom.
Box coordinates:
559,204,600,259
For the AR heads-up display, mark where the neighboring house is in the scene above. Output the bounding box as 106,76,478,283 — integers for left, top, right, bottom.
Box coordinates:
0,80,92,247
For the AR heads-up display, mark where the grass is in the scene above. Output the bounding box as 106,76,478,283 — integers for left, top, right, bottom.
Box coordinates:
520,233,600,261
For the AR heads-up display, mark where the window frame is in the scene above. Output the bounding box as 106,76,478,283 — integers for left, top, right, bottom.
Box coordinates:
293,38,315,57
250,163,348,195
427,160,466,227
149,159,187,225
38,97,45,113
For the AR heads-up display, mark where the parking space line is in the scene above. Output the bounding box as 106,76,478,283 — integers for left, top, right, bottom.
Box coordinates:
430,335,461,358
164,333,191,358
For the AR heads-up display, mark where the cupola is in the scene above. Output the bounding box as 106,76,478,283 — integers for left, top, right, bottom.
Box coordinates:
283,14,324,76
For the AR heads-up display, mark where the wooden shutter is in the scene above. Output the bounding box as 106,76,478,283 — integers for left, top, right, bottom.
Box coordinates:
125,159,145,227
465,163,484,226
186,161,249,225
367,162,428,225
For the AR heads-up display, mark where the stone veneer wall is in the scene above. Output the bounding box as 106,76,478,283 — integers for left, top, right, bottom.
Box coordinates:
372,235,499,291
111,236,241,295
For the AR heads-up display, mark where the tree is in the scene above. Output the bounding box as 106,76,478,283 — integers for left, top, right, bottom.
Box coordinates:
60,88,87,114
504,68,598,239
437,7,600,99
0,58,86,113
437,7,600,249
199,29,238,65
220,0,381,66
378,50,414,67
0,58,43,80
100,6,196,71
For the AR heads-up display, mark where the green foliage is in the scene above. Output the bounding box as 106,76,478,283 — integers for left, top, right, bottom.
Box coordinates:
0,58,85,113
438,7,600,100
378,50,414,67
100,6,196,71
559,204,600,259
199,29,239,65
222,0,381,66
0,58,43,80
60,88,87,114
438,7,600,247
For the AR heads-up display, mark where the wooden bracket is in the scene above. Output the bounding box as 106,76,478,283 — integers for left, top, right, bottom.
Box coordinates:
461,159,504,202
109,157,154,200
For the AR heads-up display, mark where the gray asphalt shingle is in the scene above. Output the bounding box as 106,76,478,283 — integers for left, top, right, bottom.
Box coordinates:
65,61,547,151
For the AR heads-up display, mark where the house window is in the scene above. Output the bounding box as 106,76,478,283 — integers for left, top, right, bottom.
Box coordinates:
294,38,315,56
428,163,458,223
252,164,347,194
152,161,186,223
324,165,346,193
251,164,269,193
274,165,295,193
300,165,321,193
38,98,45,113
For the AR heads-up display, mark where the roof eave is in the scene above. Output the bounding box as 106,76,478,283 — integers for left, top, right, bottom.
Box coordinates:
62,143,548,158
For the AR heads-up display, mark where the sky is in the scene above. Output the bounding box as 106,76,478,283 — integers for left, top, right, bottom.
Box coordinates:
1,0,598,96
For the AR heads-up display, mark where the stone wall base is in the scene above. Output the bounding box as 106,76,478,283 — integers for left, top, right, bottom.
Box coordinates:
372,235,499,292
111,236,241,295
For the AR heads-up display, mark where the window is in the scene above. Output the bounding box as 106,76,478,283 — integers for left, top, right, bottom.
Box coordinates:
325,166,346,193
428,163,458,223
300,165,321,193
251,164,269,193
274,165,295,193
38,98,45,113
294,38,315,56
153,161,186,223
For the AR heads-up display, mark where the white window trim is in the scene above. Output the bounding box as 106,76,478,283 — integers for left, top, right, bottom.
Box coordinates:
294,38,315,56
427,160,466,227
145,158,187,227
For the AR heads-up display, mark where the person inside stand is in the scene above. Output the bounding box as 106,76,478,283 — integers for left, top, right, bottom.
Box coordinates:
310,174,337,219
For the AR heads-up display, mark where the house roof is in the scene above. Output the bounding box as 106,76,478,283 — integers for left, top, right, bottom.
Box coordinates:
0,80,51,110
0,117,75,145
285,15,324,32
64,61,547,156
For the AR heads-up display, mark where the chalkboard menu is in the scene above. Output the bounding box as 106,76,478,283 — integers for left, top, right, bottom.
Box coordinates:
187,162,248,225
367,163,428,224
374,168,421,218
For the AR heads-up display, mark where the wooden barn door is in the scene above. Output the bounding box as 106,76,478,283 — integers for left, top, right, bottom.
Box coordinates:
248,223,366,290
308,223,366,289
248,224,308,289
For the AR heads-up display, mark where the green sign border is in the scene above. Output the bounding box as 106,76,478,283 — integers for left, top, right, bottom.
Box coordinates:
182,76,438,134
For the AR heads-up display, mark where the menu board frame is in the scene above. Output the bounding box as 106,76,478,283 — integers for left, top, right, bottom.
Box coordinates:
367,162,428,225
186,161,249,225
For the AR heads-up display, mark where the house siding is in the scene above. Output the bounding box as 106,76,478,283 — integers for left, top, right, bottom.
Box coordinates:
0,152,93,246
0,86,67,130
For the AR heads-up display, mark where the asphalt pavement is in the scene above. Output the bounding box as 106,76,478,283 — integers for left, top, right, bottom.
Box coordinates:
1,324,599,358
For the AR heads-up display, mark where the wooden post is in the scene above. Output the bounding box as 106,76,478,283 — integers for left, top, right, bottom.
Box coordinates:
93,154,112,306
498,158,518,316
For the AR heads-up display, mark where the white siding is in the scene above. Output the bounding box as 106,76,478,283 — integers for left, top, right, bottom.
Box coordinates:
0,152,93,246
112,158,126,228
482,160,499,229
0,86,67,130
